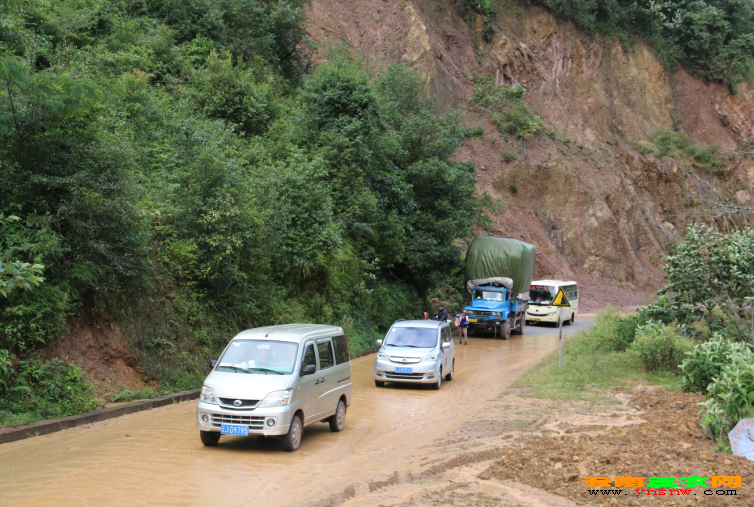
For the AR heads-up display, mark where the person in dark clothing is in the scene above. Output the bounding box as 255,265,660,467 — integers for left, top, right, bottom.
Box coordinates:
433,305,448,322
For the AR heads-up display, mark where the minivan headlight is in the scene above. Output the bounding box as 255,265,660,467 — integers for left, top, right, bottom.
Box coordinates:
257,389,292,408
421,354,437,362
377,349,387,360
200,385,217,404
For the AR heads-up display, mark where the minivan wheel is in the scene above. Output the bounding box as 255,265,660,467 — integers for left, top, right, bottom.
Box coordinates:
445,360,454,381
282,414,303,452
433,371,442,390
375,380,385,387
199,431,220,447
329,400,346,432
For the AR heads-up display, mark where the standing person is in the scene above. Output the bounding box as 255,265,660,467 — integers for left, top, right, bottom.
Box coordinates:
457,310,469,345
433,304,448,322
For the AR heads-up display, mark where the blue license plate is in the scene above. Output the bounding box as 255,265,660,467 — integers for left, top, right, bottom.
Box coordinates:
220,424,249,436
395,367,413,374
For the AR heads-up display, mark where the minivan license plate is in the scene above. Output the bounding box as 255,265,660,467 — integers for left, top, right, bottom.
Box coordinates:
221,424,249,436
395,367,413,374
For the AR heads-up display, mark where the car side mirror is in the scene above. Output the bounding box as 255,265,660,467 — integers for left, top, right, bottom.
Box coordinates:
441,341,452,348
376,339,383,346
301,364,316,376
209,359,217,369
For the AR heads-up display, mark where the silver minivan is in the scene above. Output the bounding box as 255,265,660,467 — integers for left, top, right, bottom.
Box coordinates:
196,324,352,452
373,320,455,389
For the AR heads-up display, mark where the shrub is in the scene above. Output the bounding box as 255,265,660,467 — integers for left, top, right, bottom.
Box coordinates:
469,77,544,140
699,359,754,448
569,306,624,353
501,150,516,162
509,181,519,194
680,334,753,393
631,320,691,372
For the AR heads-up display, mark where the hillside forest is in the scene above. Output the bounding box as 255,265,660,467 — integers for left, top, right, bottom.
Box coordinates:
1,0,754,433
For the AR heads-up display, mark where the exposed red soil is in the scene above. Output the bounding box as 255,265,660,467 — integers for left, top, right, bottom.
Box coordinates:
44,307,158,397
482,390,753,505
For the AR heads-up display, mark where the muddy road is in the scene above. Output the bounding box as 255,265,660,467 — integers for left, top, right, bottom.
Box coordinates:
0,319,592,507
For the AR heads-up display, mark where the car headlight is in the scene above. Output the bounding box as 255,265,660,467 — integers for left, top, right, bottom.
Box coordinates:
422,354,437,362
200,385,217,404
257,389,292,408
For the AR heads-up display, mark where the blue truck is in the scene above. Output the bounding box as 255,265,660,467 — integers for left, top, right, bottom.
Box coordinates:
462,237,536,340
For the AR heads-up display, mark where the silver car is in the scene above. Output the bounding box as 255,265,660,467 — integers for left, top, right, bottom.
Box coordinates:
196,324,352,452
373,320,455,389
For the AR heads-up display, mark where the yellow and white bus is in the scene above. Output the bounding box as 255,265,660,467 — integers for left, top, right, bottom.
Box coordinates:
524,280,578,326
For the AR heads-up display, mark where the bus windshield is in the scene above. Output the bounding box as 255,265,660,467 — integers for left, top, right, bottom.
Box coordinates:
529,285,555,305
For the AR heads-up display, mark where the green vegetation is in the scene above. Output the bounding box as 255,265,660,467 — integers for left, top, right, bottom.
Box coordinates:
514,308,680,402
0,354,99,428
469,77,544,140
531,0,754,88
520,222,754,454
459,0,498,42
0,0,481,424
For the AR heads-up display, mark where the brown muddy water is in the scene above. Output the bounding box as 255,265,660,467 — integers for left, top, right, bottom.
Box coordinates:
0,319,593,507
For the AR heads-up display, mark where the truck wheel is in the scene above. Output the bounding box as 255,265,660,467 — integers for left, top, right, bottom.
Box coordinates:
501,320,510,340
200,431,220,446
519,317,526,335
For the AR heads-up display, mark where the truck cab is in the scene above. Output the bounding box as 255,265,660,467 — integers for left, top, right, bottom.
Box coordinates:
463,283,526,339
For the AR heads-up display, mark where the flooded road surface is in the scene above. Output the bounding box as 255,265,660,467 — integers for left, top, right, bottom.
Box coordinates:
0,319,592,507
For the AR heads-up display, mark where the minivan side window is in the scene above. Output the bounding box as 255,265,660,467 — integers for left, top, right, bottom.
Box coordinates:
442,327,451,344
302,342,316,369
332,335,350,364
317,339,335,369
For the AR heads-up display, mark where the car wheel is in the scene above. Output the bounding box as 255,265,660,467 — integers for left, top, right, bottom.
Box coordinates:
445,360,454,381
433,370,442,390
501,320,511,340
328,399,346,432
375,380,385,387
282,414,303,452
199,431,220,447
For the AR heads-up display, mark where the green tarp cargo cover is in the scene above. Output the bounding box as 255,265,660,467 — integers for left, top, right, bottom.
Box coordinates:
464,236,536,295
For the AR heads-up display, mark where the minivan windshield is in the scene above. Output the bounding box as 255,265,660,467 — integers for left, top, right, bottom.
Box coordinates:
217,340,299,374
384,327,438,348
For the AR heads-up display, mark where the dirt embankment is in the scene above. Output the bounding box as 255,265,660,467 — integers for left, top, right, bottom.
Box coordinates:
307,0,754,306
330,388,752,507
43,306,157,397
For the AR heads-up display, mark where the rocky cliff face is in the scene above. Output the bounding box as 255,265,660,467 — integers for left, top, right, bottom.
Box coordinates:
307,0,754,309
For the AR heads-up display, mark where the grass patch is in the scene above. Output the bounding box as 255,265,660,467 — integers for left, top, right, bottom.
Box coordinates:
513,311,680,402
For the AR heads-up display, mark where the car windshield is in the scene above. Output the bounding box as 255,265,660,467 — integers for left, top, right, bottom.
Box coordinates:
217,340,298,374
384,327,437,348
473,290,504,301
529,286,555,305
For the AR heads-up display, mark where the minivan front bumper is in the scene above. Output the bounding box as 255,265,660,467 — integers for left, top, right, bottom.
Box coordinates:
373,358,440,384
196,401,292,436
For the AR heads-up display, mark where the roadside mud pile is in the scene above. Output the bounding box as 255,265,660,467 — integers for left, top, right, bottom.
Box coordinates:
481,390,752,505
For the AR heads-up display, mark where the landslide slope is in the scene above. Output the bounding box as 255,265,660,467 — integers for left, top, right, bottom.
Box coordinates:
307,0,754,308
